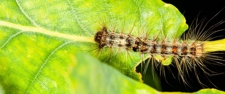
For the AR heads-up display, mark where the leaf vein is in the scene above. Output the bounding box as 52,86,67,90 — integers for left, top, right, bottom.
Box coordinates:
66,0,90,35
15,0,39,26
0,31,23,49
25,42,72,93
0,21,95,43
132,0,142,22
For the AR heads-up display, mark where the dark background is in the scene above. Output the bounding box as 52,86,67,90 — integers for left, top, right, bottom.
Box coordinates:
137,0,225,92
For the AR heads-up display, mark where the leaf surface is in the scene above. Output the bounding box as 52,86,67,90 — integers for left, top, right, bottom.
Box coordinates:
0,0,220,94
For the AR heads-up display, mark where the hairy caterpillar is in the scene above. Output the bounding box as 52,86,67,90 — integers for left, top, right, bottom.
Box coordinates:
93,9,225,90
95,27,203,58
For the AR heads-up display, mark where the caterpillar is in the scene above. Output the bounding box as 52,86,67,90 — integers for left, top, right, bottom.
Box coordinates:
93,10,225,89
94,27,203,58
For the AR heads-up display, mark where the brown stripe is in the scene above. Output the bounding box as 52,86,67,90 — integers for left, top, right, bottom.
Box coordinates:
119,35,124,39
181,46,187,55
132,37,141,52
125,36,132,48
161,41,166,54
109,40,114,46
190,43,196,56
172,46,178,54
109,34,115,39
150,41,156,53
118,44,123,47
141,41,148,52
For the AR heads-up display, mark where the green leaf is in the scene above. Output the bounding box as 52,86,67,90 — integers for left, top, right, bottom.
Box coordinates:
71,53,159,94
0,0,186,85
194,89,225,94
68,53,225,94
0,84,5,94
1,0,222,94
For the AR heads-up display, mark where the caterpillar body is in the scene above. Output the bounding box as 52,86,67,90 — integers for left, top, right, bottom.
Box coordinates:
94,27,203,58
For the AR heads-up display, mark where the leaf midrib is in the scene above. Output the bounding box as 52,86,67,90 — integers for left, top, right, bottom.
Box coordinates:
0,20,95,43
